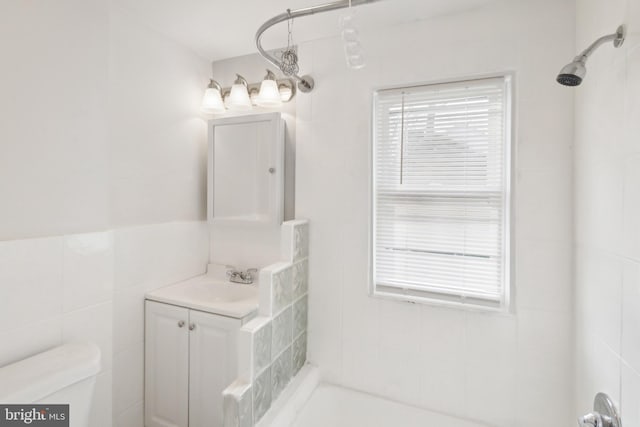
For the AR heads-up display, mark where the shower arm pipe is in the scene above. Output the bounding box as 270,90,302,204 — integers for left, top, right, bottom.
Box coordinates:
255,0,383,92
574,26,625,63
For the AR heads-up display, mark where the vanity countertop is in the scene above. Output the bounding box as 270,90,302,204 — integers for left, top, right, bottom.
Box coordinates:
145,272,259,319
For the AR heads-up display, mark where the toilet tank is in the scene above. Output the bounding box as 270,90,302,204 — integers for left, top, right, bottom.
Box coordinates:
0,343,101,427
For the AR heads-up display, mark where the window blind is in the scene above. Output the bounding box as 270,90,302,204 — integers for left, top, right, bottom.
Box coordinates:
372,76,511,309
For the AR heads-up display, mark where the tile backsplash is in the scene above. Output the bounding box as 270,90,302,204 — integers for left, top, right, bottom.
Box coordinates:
224,220,309,427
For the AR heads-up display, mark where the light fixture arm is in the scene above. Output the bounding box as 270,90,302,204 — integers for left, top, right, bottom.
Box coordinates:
574,25,625,63
255,0,384,93
234,74,248,87
207,79,222,91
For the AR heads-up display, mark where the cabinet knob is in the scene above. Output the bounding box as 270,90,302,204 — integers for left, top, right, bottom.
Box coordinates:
189,323,196,331
178,320,185,328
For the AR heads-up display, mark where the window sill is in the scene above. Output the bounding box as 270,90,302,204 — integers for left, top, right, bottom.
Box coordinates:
369,287,513,315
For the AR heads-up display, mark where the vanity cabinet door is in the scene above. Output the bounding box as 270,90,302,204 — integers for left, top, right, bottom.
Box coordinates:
145,301,190,427
188,310,241,427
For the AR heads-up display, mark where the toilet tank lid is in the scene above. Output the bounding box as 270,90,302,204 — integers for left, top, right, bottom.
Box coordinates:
0,343,101,403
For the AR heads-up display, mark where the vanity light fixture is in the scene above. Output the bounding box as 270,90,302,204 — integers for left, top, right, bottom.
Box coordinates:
201,71,296,115
226,74,253,111
256,70,283,107
201,79,225,114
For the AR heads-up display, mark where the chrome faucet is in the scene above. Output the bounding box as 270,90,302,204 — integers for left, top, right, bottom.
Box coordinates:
226,267,258,285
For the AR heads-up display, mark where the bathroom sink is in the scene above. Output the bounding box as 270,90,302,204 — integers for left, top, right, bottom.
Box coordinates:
145,273,259,319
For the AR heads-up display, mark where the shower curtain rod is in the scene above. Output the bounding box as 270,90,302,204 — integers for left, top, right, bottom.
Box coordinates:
255,0,383,93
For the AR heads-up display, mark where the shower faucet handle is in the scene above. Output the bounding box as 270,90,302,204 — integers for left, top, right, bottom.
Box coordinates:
578,413,601,427
578,393,621,427
578,412,618,427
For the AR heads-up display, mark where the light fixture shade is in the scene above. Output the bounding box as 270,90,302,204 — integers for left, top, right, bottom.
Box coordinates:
256,79,282,107
226,75,252,111
279,85,293,102
201,87,225,114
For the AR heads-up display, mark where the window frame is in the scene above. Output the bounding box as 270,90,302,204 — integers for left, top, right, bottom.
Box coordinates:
369,73,514,313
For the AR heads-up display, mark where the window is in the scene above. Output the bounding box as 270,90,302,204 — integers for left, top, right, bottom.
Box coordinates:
372,76,512,310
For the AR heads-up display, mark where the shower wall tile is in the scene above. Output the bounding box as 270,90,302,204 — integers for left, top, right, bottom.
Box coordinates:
272,307,292,360
292,259,309,300
293,223,309,261
253,321,272,377
622,261,640,374
223,394,240,427
293,296,308,339
516,310,572,427
271,347,292,401
621,362,640,427
622,155,640,261
282,220,309,263
466,312,517,426
223,380,253,427
272,266,293,315
258,262,290,317
516,239,572,313
516,169,572,243
292,333,307,376
238,389,253,427
576,248,622,354
238,317,272,382
224,219,309,426
253,367,272,423
416,306,466,418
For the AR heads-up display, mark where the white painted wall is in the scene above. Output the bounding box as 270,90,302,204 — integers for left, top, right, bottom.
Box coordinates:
0,0,110,241
574,0,640,424
295,1,575,426
0,3,211,427
108,5,209,227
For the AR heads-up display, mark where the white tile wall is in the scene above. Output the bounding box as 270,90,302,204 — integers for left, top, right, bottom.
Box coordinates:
0,221,208,427
91,372,114,427
295,1,575,426
575,0,640,423
112,221,209,422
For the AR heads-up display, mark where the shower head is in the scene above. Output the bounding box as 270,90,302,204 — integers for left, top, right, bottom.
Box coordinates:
556,25,625,87
557,60,586,86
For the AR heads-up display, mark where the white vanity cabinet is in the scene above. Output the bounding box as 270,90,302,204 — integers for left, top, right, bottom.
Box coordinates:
144,300,243,427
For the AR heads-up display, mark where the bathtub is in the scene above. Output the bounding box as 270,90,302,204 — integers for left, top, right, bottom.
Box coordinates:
258,365,489,427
